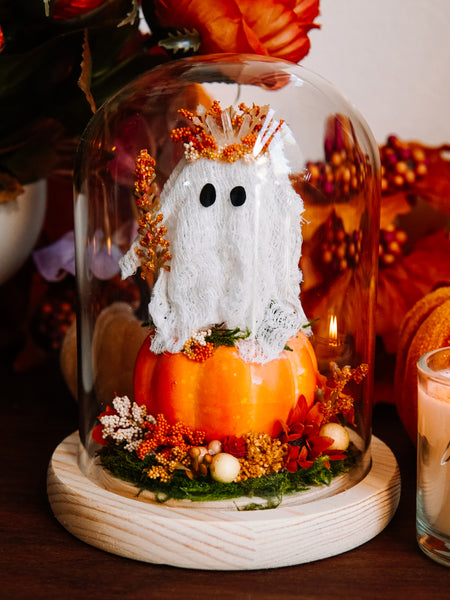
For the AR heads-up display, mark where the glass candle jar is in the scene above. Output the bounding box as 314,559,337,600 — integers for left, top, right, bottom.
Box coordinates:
73,54,380,505
417,346,450,567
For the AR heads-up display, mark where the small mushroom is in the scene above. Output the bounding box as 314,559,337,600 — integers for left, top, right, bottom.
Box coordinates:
207,439,222,455
189,446,208,471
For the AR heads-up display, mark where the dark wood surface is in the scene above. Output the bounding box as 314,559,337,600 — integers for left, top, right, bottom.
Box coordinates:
2,360,450,600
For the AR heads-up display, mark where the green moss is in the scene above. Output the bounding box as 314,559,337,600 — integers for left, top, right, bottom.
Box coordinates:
206,324,251,348
98,444,358,509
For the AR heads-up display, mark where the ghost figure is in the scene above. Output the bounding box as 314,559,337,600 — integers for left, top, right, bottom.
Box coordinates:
121,103,309,363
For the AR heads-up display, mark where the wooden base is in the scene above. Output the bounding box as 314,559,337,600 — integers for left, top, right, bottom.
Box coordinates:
47,432,400,570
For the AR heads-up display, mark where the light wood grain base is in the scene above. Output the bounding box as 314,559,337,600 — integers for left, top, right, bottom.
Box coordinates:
47,432,400,570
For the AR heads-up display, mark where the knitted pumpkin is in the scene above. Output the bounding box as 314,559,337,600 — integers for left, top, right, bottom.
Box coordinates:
394,287,450,442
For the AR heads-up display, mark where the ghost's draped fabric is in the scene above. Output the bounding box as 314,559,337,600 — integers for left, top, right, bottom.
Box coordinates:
149,155,308,363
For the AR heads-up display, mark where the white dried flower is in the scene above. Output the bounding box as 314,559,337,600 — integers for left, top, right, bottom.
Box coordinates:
99,395,155,452
190,328,212,346
184,142,199,162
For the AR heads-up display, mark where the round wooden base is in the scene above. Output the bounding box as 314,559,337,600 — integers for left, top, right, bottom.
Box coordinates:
47,432,400,570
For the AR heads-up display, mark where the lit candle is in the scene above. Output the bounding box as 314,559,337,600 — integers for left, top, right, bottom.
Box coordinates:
329,314,338,348
312,314,354,374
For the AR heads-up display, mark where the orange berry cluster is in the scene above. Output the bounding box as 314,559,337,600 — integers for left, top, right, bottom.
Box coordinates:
220,142,249,162
136,413,205,460
306,153,366,200
319,211,362,274
379,224,408,268
32,289,76,351
171,125,217,155
380,135,428,194
182,339,214,362
171,101,281,162
306,114,368,200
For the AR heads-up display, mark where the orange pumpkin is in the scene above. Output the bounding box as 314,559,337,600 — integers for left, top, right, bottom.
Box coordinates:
395,287,450,442
134,331,318,440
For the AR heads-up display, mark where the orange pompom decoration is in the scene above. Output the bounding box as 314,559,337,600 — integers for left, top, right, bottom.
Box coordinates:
394,287,450,442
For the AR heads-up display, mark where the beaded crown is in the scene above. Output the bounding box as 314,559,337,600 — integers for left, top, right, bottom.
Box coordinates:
171,101,284,163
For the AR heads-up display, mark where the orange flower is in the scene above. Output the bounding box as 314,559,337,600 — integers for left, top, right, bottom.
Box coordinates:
154,0,320,62
279,396,345,472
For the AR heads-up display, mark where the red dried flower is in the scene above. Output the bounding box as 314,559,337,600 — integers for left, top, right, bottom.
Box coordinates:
221,435,247,458
91,405,116,446
279,395,345,472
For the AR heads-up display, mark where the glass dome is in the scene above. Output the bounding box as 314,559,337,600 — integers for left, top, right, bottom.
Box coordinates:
74,54,380,505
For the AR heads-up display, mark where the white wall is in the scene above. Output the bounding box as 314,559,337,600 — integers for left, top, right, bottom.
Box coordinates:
302,0,450,145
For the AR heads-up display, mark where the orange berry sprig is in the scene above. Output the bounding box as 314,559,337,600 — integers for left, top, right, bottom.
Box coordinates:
135,149,157,196
317,362,368,424
137,413,205,460
134,149,171,279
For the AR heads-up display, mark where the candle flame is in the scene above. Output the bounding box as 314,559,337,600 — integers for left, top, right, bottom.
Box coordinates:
329,315,338,347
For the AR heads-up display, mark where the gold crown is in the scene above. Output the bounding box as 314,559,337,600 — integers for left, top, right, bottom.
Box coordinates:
171,101,284,163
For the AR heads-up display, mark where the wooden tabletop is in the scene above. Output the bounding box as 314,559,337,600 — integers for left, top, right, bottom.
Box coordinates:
2,360,450,600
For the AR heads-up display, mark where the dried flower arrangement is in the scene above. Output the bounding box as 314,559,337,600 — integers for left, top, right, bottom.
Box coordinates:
92,361,366,508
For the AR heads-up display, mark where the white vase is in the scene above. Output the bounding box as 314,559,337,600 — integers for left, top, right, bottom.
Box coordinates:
0,179,47,285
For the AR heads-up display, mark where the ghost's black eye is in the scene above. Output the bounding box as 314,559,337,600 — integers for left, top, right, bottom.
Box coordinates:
230,186,246,207
199,183,216,207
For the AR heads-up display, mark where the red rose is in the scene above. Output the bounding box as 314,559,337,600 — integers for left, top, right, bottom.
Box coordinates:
222,435,247,458
154,0,320,63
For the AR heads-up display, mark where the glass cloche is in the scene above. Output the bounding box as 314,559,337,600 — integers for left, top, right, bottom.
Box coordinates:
73,54,380,506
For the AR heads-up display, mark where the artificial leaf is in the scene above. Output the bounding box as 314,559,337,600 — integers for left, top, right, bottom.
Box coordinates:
380,191,411,229
412,143,450,214
376,231,450,353
78,29,96,113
